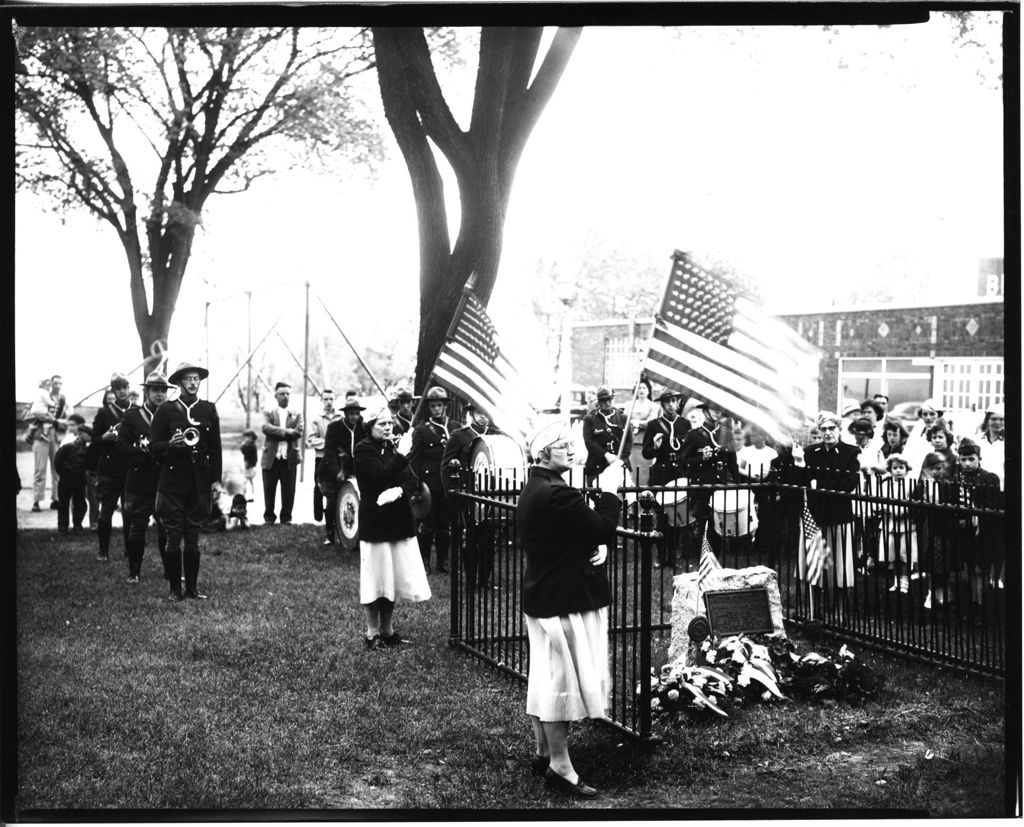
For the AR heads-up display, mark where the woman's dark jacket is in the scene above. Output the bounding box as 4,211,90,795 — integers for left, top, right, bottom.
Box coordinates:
794,441,861,526
353,436,419,542
518,465,621,618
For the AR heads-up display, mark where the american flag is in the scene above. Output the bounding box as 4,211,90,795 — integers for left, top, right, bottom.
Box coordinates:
800,493,828,587
698,525,723,590
642,251,820,444
433,292,537,442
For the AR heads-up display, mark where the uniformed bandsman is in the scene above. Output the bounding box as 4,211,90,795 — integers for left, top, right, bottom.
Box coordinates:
115,370,169,584
582,386,633,484
408,386,459,573
150,361,222,600
320,397,367,546
392,388,416,436
641,387,691,485
92,371,133,562
442,403,501,589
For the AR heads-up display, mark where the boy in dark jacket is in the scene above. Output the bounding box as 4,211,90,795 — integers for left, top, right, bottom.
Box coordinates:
53,414,92,533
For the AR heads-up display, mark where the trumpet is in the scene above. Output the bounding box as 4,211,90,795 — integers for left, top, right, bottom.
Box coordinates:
136,434,150,451
174,427,201,447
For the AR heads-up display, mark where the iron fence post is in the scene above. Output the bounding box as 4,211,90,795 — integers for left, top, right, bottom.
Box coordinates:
637,490,662,745
445,459,463,646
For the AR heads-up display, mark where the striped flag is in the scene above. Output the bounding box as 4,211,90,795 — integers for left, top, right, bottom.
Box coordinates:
800,493,829,587
698,525,723,590
433,292,537,442
642,251,820,444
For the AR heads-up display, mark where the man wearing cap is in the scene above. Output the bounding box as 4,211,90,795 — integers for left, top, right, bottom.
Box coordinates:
518,420,622,799
792,412,862,601
641,387,691,486
320,397,367,545
260,381,304,525
392,389,416,435
442,403,501,588
306,389,339,524
582,387,632,484
408,387,459,573
91,372,133,561
116,371,169,584
150,362,222,600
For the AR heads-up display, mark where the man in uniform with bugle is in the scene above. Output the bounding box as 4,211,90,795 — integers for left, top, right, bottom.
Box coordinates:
116,370,170,584
150,361,222,600
91,372,133,562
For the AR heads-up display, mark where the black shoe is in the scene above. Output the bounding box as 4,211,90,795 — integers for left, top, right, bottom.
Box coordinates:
544,768,598,798
281,520,292,525
58,527,69,534
167,589,185,602
72,527,83,533
381,631,409,648
31,503,41,513
185,588,208,600
364,634,386,651
530,755,551,777
50,500,59,510
436,565,449,574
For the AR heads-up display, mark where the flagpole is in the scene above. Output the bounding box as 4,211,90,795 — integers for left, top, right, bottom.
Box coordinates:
315,294,388,398
412,274,478,425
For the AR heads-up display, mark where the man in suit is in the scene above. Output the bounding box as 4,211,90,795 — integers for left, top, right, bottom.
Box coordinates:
305,389,339,524
261,381,304,525
151,361,222,600
116,370,169,584
793,411,862,596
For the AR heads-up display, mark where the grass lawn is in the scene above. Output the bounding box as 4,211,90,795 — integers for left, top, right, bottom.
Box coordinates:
14,525,1008,815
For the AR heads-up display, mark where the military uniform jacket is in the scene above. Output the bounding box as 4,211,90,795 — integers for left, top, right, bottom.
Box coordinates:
392,412,416,436
641,414,691,485
582,409,633,474
149,396,223,495
518,465,621,618
794,442,861,526
322,418,367,481
409,417,459,494
92,401,131,478
676,426,738,485
441,424,499,493
116,403,162,493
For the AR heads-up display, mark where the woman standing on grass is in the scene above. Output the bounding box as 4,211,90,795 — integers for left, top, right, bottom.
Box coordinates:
517,421,622,799
353,406,430,651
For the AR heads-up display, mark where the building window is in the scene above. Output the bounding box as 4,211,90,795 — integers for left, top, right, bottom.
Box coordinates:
838,357,932,407
604,335,636,388
937,358,1004,413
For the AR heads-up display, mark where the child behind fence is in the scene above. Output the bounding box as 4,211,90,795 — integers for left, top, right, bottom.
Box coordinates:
876,453,917,594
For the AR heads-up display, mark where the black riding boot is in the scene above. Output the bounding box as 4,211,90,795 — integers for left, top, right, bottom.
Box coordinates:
97,521,112,560
184,547,206,599
127,537,144,580
163,541,184,600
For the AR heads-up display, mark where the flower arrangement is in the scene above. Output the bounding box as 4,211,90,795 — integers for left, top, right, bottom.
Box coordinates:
645,633,884,721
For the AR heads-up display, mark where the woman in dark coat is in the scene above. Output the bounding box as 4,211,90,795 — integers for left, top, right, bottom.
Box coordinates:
518,421,622,799
353,406,430,650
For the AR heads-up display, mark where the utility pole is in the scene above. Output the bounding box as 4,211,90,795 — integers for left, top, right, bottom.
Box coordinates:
204,301,210,400
300,281,310,483
245,290,253,429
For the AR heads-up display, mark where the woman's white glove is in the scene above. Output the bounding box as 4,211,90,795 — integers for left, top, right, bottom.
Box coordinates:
589,544,608,566
376,486,403,506
395,431,413,456
597,459,624,497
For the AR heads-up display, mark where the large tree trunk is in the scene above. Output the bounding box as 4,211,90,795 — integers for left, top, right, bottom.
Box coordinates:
373,26,581,392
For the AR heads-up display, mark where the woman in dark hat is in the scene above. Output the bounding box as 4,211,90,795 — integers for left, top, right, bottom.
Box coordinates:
353,405,430,650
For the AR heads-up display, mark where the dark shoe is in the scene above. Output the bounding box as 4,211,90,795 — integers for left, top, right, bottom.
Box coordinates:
167,589,185,602
364,634,386,651
544,768,598,798
72,527,83,533
436,565,449,574
323,537,334,546
281,520,292,526
381,631,409,648
530,755,550,777
50,500,59,510
31,503,41,513
57,527,69,534
185,588,208,600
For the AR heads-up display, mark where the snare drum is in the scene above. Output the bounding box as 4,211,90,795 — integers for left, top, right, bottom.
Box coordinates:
654,476,693,526
712,489,756,537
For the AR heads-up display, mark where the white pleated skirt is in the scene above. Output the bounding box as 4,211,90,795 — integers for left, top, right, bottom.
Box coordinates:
525,608,610,723
359,537,432,605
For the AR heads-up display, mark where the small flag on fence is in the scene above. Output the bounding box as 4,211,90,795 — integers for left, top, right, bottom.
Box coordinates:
641,251,820,444
433,291,537,443
800,493,829,587
698,526,723,590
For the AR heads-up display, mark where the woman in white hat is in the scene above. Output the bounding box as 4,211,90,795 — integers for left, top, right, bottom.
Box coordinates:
517,420,622,799
976,403,1005,490
352,405,431,650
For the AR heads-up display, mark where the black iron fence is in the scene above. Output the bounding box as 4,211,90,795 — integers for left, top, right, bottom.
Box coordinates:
446,468,1007,741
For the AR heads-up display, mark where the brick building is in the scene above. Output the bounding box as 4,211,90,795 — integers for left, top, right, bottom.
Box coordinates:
568,297,1004,425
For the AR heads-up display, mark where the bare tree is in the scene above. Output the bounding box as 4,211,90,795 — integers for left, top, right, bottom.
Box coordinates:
16,25,380,371
372,26,581,389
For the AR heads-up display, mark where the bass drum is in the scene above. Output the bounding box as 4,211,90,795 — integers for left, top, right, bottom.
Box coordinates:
334,478,361,551
469,434,527,523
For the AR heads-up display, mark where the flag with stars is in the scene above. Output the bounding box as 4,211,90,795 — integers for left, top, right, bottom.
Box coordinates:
642,251,820,444
698,525,723,590
433,292,537,442
799,492,828,587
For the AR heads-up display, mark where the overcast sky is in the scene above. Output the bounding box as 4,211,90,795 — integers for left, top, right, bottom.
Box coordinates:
15,16,1005,405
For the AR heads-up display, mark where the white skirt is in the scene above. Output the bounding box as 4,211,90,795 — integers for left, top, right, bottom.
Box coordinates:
525,608,610,723
359,537,432,605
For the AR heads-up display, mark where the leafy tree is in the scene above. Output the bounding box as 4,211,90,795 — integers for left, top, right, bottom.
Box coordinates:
15,25,379,371
372,26,582,389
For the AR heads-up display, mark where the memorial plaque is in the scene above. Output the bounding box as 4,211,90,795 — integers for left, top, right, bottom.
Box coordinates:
703,588,774,636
